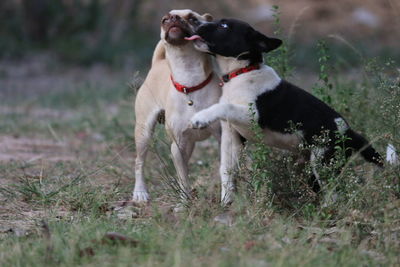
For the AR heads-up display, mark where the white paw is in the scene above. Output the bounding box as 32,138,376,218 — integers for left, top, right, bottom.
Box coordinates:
221,183,234,206
221,194,233,206
190,112,211,129
132,191,150,202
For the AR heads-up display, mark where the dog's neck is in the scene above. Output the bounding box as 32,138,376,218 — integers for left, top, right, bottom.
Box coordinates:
216,55,281,90
216,56,251,75
165,42,212,87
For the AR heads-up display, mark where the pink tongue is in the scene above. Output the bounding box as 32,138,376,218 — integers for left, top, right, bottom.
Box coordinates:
184,35,202,41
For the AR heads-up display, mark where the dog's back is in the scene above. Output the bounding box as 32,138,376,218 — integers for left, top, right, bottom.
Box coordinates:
135,41,170,125
151,40,166,66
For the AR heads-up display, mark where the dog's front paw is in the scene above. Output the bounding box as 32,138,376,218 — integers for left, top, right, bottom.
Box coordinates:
132,191,150,203
221,182,235,206
190,112,211,129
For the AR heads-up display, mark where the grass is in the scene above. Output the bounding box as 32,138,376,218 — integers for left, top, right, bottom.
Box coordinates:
1,35,400,267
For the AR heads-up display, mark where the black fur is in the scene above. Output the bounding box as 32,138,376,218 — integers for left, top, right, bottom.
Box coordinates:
196,19,282,64
194,18,383,191
256,80,341,143
255,80,383,167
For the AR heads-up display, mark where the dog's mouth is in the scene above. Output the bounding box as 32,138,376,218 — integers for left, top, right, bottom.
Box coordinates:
162,16,193,46
166,23,191,39
184,35,202,41
185,35,211,52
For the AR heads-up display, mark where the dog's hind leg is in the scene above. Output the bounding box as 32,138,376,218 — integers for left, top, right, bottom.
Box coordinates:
309,147,326,193
170,139,195,201
132,108,162,202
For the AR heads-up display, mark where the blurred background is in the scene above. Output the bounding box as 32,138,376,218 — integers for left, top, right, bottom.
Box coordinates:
0,0,399,140
1,0,399,67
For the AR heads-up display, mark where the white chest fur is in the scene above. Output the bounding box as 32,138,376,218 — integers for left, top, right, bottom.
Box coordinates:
217,59,301,150
219,64,281,106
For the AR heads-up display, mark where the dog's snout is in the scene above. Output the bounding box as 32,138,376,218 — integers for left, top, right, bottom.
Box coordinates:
170,14,181,22
162,14,184,25
195,22,212,34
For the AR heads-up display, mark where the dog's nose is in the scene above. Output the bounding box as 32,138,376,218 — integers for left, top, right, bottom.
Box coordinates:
170,15,181,22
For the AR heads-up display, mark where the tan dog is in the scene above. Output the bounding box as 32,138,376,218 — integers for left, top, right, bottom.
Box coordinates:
133,10,221,203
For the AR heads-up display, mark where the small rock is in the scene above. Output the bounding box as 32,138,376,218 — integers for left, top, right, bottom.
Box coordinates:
173,203,186,213
281,236,292,244
220,247,230,252
116,207,138,220
214,212,234,227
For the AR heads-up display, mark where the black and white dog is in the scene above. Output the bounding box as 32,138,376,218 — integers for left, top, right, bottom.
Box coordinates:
185,18,387,204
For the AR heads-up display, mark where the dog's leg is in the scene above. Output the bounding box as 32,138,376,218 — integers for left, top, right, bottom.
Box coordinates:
219,121,243,205
190,103,252,129
209,122,222,144
309,147,326,193
132,109,161,202
171,139,195,201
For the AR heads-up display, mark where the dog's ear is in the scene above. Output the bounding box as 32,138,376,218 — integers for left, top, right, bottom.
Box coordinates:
202,13,213,22
252,30,282,53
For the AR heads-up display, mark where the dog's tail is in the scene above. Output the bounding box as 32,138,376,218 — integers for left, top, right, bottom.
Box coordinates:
386,143,399,165
345,129,384,167
151,40,166,66
346,130,400,166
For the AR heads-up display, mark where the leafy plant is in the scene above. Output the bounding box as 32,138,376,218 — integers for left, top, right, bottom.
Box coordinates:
313,40,334,105
266,5,293,78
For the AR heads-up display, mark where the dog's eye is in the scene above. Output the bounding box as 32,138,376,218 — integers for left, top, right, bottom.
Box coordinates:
162,17,168,24
189,17,200,25
219,23,228,29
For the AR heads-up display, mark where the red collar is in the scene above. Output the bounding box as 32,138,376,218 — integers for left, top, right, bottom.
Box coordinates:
221,64,260,83
171,73,213,94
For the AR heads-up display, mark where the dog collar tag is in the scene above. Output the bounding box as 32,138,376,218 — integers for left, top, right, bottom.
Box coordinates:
170,73,213,94
170,73,214,106
182,87,194,105
222,75,230,83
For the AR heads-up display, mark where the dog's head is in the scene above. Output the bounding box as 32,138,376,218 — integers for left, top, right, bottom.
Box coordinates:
186,18,282,63
160,9,213,46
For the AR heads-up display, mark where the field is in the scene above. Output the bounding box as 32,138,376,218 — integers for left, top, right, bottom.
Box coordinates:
1,45,399,266
1,5,400,265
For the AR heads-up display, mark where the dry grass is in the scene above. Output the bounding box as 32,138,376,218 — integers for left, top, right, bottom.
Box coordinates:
0,50,399,266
